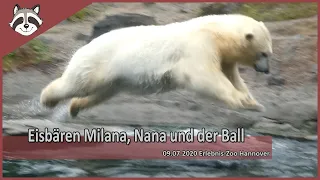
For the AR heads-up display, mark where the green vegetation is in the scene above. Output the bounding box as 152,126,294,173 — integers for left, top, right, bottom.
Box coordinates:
67,7,95,22
199,3,318,21
238,3,318,21
3,39,51,72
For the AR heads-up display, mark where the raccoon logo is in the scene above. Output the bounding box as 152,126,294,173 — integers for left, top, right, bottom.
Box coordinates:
9,4,43,36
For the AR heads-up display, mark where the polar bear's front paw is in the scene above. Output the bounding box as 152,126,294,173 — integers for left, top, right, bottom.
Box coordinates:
253,103,266,112
225,91,246,110
240,95,266,112
228,91,265,112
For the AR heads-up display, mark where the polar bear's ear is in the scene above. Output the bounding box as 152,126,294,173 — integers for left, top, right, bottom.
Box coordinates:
245,33,254,41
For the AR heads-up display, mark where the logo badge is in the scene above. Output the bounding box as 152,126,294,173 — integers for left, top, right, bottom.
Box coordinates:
9,4,43,36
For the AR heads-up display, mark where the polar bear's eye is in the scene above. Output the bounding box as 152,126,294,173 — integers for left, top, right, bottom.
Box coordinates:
261,52,268,57
245,33,254,40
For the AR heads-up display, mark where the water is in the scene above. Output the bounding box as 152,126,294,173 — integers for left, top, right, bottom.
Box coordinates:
3,128,318,177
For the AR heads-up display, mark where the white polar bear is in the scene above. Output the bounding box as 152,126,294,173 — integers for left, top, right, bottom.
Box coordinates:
40,14,272,118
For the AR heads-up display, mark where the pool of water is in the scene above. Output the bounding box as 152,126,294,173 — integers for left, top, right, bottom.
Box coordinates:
3,130,318,178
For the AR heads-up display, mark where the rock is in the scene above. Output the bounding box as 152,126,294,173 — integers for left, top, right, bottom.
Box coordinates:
75,33,90,41
37,36,53,45
250,100,317,140
304,135,318,141
312,75,317,82
142,2,156,6
199,3,241,16
180,9,188,13
311,64,317,82
251,121,308,139
267,75,286,86
311,64,317,74
88,13,157,42
238,67,246,73
262,100,317,131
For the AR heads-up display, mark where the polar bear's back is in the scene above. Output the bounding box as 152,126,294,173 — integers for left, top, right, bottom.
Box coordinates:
65,14,262,83
78,24,188,78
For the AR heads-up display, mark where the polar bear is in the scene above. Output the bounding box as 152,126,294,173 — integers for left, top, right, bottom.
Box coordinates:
40,14,272,118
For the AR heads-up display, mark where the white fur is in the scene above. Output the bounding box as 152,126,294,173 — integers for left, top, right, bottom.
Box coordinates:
40,14,272,117
66,15,250,87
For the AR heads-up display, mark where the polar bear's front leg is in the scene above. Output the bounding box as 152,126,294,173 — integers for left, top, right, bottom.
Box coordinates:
222,63,265,112
181,69,250,110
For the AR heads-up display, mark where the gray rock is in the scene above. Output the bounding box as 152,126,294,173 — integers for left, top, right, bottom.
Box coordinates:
255,100,318,138
311,64,317,82
311,75,317,82
238,67,246,73
37,36,53,45
251,121,303,137
142,2,156,7
311,64,318,74
88,13,157,42
267,75,286,86
75,33,90,41
251,120,317,140
199,3,241,16
262,100,317,127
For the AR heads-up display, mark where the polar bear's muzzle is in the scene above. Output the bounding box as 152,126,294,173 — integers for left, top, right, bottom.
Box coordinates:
254,53,270,74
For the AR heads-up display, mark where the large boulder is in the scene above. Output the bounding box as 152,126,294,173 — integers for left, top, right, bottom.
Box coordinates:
262,100,317,129
88,13,157,42
198,3,242,16
250,99,317,140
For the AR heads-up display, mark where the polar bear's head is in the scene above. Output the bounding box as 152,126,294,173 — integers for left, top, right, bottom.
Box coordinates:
242,21,272,74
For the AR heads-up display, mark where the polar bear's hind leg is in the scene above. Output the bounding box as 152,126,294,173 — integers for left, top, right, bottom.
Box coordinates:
40,77,71,108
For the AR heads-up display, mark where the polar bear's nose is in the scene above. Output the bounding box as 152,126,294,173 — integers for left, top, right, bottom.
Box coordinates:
254,63,269,74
